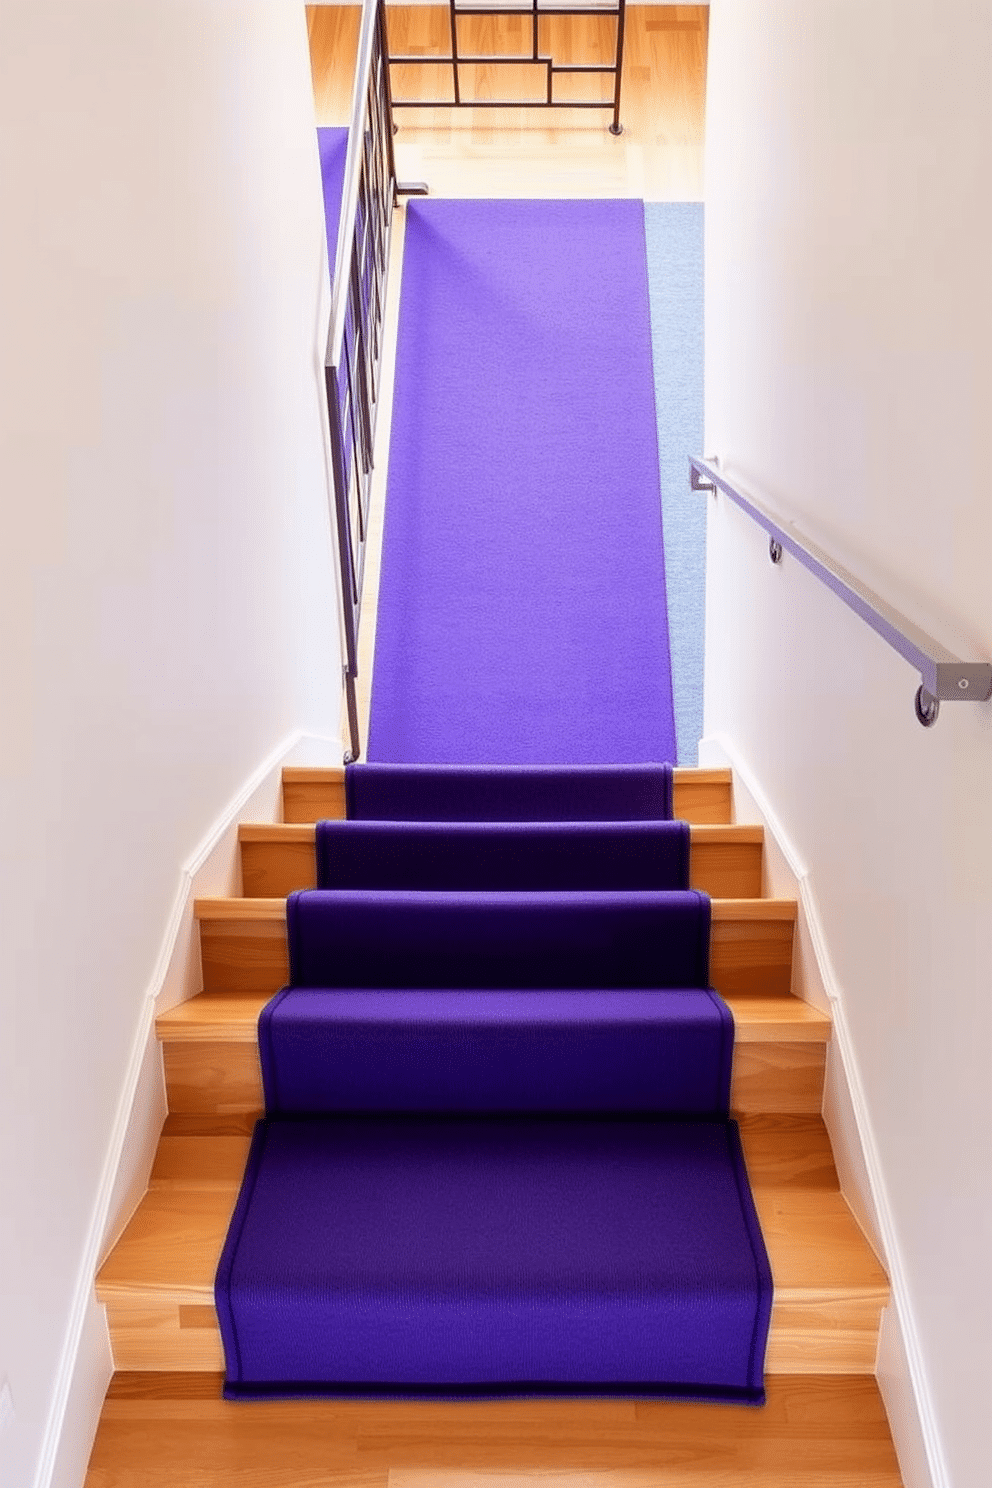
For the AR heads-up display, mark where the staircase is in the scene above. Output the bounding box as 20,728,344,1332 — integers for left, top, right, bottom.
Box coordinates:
96,763,890,1399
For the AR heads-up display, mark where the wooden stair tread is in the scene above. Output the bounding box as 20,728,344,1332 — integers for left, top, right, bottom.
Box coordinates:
194,896,797,922
97,1127,888,1307
193,895,797,1002
692,824,763,843
281,766,735,827
239,821,765,899
281,767,346,784
162,1117,843,1193
279,768,734,788
173,898,812,1115
156,988,830,1045
96,1120,889,1376
101,763,886,1378
239,823,763,844
86,1375,904,1485
150,1115,839,1188
673,767,733,825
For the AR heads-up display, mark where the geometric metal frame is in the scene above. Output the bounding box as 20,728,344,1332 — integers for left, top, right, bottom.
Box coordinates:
389,0,627,135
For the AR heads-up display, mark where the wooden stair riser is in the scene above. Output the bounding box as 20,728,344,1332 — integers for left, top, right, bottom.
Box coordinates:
160,1037,826,1119
189,903,806,1109
672,769,733,825
93,765,892,1413
197,901,796,1002
100,1297,886,1375
281,767,346,825
280,767,735,828
190,899,805,1111
97,1121,888,1376
240,823,764,901
89,1375,904,1484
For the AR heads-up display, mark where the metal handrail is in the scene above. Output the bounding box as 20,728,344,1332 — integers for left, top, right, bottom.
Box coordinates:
690,456,992,727
325,0,427,762
328,0,392,369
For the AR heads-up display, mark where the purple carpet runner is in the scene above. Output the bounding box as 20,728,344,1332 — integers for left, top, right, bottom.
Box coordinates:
367,199,677,766
286,888,711,991
344,761,674,821
263,887,731,1117
259,988,732,1117
217,1114,770,1400
315,819,690,891
216,767,773,1404
215,177,771,1403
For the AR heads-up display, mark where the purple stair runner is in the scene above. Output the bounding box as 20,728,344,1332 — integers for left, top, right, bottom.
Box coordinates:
217,855,773,1401
345,762,673,821
286,888,711,992
316,819,690,891
268,884,726,1116
367,199,677,766
218,1114,771,1402
260,986,732,1116
214,192,771,1401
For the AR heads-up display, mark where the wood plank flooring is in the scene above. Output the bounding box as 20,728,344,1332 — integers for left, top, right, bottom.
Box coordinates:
86,1374,902,1486
308,4,708,199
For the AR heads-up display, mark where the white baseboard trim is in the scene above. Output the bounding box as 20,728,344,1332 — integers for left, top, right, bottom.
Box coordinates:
698,731,947,1488
35,730,342,1488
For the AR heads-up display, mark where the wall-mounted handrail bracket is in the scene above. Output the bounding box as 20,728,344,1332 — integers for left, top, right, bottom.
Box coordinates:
915,687,940,728
690,458,718,492
691,455,992,728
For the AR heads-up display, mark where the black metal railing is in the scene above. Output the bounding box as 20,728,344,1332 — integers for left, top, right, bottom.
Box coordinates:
325,0,427,762
389,0,626,135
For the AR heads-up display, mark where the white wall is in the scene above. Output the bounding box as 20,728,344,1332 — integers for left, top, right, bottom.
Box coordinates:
0,4,343,1484
704,4,992,1486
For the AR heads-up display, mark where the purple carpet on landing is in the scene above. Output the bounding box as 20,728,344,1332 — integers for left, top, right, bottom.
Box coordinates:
367,199,677,765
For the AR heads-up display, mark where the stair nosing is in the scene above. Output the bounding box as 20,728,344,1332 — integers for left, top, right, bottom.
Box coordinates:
194,895,798,921
157,988,830,1045
95,1130,889,1309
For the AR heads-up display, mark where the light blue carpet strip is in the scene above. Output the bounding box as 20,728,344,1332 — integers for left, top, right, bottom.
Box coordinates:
644,204,705,765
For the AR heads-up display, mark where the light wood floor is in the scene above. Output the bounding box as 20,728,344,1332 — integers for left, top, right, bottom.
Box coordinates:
308,5,708,198
84,12,904,1484
87,1373,902,1486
